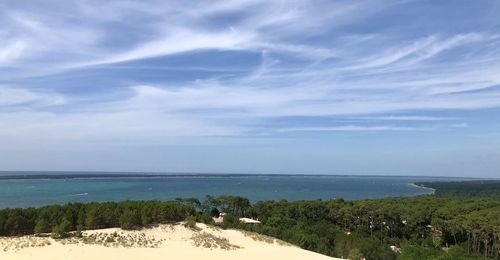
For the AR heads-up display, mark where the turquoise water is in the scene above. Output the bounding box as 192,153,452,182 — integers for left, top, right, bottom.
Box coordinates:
0,173,460,208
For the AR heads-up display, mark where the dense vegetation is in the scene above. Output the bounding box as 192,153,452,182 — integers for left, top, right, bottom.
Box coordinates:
202,181,500,259
237,196,499,259
0,180,498,259
416,180,500,198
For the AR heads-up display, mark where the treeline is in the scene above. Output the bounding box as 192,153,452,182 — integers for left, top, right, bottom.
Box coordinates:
0,201,193,237
416,180,500,198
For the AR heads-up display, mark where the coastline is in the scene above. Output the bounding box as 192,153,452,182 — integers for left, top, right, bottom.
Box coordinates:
409,183,436,194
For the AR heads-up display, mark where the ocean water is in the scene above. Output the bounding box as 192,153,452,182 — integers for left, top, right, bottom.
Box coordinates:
0,173,461,208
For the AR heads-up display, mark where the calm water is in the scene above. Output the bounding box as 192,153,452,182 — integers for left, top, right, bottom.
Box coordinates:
0,173,461,208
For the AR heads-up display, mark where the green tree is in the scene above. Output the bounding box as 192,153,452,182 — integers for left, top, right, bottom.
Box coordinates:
34,217,51,234
52,218,71,238
119,209,140,230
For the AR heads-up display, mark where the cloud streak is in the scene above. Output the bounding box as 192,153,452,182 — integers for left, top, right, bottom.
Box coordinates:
276,126,427,132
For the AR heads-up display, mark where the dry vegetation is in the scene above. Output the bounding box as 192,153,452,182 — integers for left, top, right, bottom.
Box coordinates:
0,224,243,253
191,232,241,250
0,236,51,252
241,230,293,246
72,231,163,248
0,229,164,252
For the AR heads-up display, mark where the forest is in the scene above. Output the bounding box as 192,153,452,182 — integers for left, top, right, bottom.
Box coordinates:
0,201,193,237
415,180,500,198
0,181,498,260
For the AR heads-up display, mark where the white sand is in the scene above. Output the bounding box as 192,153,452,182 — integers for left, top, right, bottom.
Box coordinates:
0,223,342,260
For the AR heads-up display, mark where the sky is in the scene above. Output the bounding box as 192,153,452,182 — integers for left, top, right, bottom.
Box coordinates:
0,0,499,177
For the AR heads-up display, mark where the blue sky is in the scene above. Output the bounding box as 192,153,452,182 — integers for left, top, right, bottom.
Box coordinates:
0,0,499,177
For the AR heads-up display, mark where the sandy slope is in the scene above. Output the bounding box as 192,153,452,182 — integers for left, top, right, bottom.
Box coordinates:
0,223,341,260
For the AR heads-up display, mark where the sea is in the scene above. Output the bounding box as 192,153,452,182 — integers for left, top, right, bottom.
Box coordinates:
0,172,465,209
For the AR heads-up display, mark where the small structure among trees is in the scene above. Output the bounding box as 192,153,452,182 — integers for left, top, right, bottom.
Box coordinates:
213,212,225,225
239,217,261,224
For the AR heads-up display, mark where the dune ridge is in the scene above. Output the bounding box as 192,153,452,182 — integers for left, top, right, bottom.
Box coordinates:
0,222,341,260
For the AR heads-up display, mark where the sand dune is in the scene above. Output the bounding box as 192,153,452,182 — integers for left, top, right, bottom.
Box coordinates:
0,223,341,260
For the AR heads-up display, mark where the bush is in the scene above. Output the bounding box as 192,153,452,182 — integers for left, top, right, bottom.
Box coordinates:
184,215,199,230
221,213,238,228
197,213,214,224
348,248,364,260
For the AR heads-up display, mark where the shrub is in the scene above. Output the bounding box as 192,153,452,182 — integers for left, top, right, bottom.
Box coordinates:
184,215,199,230
348,248,364,260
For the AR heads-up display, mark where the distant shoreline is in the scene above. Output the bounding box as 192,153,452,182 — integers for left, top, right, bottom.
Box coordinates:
0,171,479,180
409,183,436,194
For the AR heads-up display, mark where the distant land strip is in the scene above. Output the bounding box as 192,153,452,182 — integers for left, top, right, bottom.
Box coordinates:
0,172,482,180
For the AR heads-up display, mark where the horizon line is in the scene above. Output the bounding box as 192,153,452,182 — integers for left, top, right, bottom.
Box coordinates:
0,170,493,180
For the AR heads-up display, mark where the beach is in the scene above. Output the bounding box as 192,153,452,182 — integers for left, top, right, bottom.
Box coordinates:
0,222,341,260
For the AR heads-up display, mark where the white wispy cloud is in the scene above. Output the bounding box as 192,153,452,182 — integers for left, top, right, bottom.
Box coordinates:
276,125,427,132
0,40,26,66
0,86,65,107
451,122,469,128
349,116,457,121
77,28,255,68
